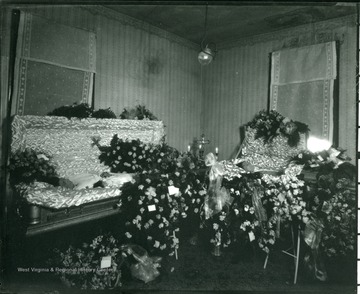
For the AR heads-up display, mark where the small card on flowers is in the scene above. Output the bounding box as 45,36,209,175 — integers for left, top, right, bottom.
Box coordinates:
148,204,156,212
168,185,179,195
100,256,112,268
248,231,255,242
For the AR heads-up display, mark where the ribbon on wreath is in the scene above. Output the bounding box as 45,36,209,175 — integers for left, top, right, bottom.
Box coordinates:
121,244,162,283
251,185,267,224
204,153,232,219
303,218,328,281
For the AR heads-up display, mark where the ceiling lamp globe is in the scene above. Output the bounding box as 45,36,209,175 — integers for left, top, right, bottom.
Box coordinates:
198,47,215,66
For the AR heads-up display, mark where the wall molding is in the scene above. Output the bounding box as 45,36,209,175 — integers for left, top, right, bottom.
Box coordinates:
219,14,357,49
81,5,199,50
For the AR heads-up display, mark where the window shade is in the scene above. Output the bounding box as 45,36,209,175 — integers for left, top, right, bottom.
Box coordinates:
270,42,337,142
12,12,96,115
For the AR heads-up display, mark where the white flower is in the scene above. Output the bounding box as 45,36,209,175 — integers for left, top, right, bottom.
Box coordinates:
175,172,180,177
244,205,249,212
128,151,132,155
194,208,199,213
138,200,143,205
125,232,132,239
219,215,225,221
159,223,164,228
169,180,174,186
234,209,239,215
148,219,154,225
146,178,151,184
145,187,156,198
140,207,145,214
160,152,165,157
154,241,160,248
213,223,219,230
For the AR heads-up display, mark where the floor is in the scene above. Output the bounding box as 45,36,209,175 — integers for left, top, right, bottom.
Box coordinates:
1,216,356,294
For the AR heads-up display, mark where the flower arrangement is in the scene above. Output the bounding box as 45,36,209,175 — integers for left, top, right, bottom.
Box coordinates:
117,151,207,259
48,103,93,118
206,210,231,254
119,104,158,120
48,103,117,119
92,107,117,119
307,173,356,259
259,173,310,253
221,174,263,249
53,234,122,290
9,148,58,187
98,135,180,174
246,110,309,147
119,172,182,258
319,178,356,258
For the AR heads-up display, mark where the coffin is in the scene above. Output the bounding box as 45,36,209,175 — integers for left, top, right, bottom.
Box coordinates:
240,128,306,171
11,115,165,235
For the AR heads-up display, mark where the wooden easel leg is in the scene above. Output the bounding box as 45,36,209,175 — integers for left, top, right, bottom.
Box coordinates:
293,226,301,284
263,252,269,269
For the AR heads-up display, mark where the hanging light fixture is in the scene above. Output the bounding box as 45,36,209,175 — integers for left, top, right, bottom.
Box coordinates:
198,4,217,66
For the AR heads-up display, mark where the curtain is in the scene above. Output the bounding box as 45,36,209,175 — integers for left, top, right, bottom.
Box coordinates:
11,12,96,115
270,42,337,142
